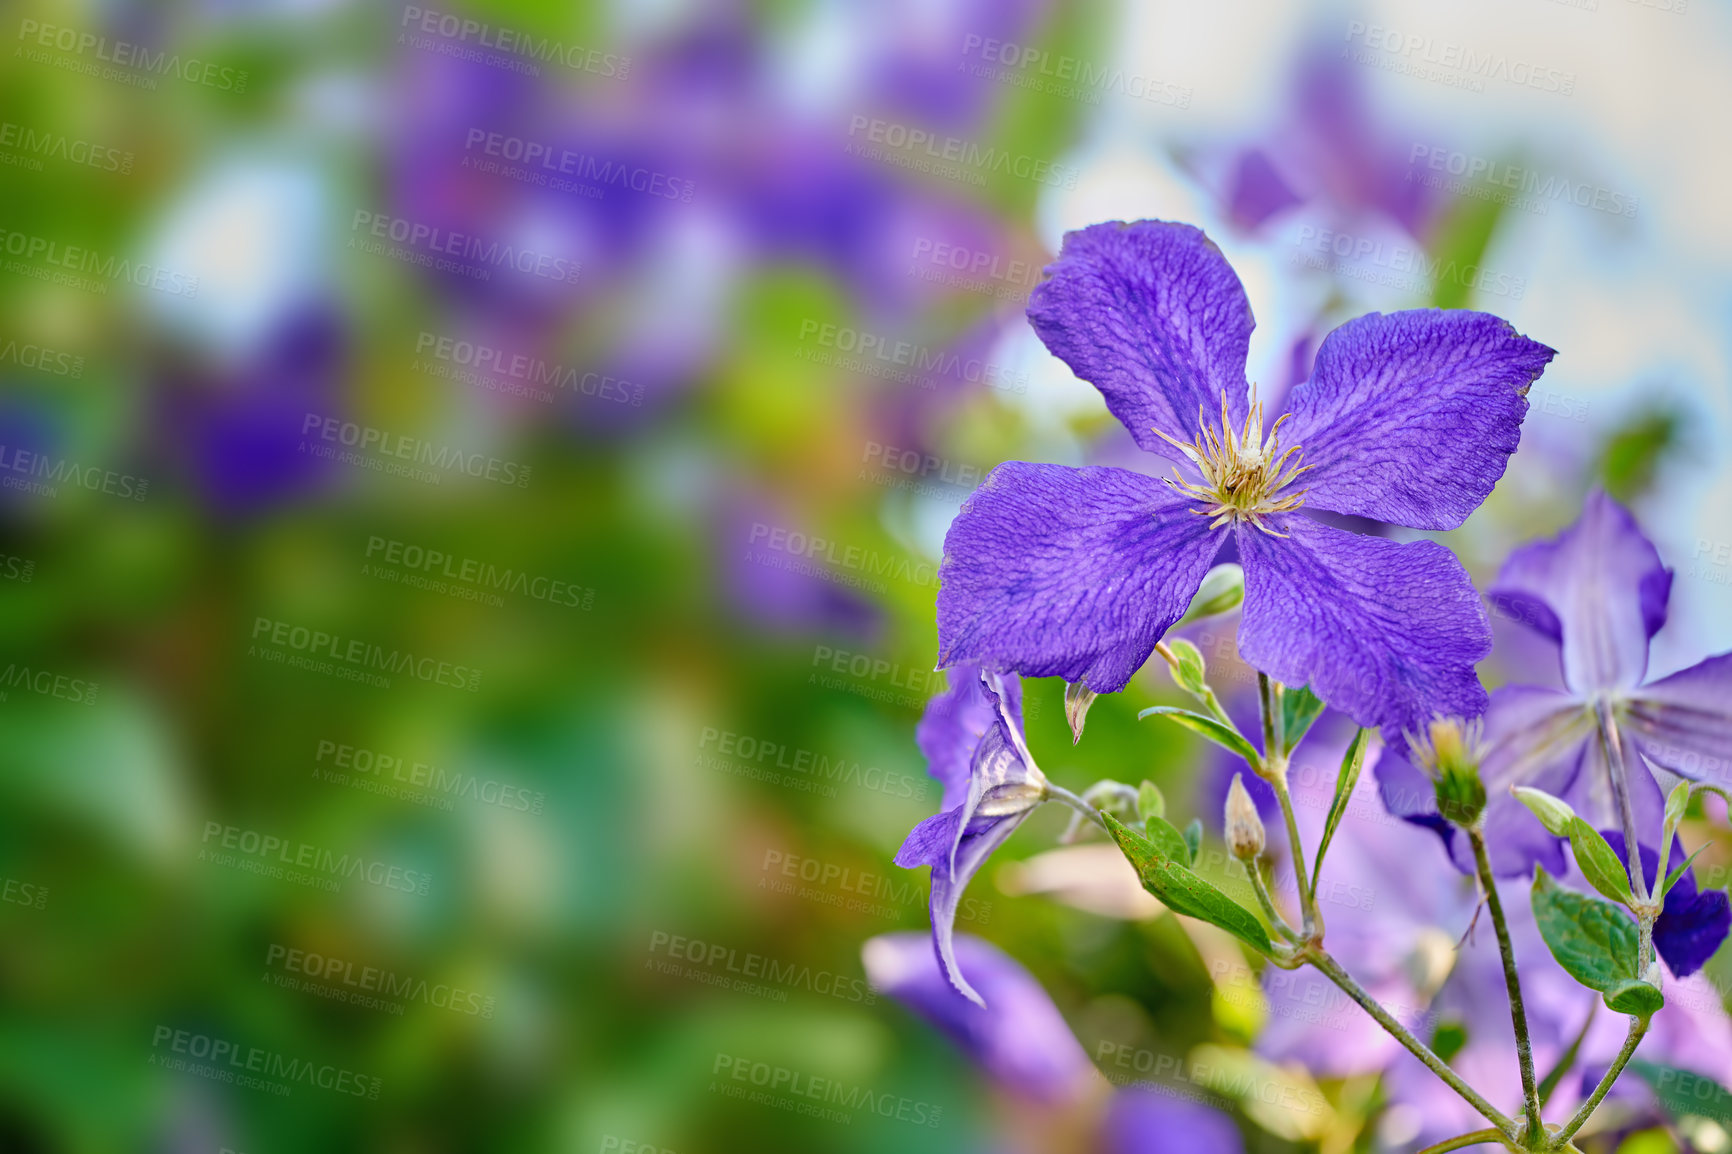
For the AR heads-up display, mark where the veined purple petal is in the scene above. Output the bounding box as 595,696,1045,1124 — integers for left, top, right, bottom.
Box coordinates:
1488,492,1672,694
1103,1087,1246,1154
1600,834,1731,978
862,932,1097,1103
937,463,1221,694
1236,516,1490,731
1626,652,1732,784
1280,310,1553,530
1561,734,1668,856
916,663,1024,811
1026,220,1253,460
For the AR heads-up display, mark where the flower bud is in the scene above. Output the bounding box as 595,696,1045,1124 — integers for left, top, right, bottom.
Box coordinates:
1179,563,1245,625
1224,774,1265,861
1409,716,1487,828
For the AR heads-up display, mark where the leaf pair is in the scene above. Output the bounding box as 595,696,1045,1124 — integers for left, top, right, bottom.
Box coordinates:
1514,785,1703,907
1531,868,1663,1020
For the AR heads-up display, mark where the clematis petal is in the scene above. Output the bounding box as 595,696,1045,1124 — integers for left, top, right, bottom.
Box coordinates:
915,663,1024,811
1026,220,1253,460
937,463,1221,694
1235,515,1489,731
1626,652,1732,783
1279,310,1553,530
1599,834,1731,978
1487,492,1672,694
862,932,1097,1103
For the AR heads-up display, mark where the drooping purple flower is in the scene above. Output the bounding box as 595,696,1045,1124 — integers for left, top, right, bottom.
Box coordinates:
937,220,1554,732
862,932,1095,1103
896,665,1046,1005
1599,832,1730,979
1380,492,1732,877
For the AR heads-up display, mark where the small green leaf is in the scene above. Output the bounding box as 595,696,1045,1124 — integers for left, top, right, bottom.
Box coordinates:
1657,779,1691,887
1630,1060,1732,1126
1164,639,1208,696
1311,729,1369,893
1531,867,1641,995
1512,786,1576,837
1137,780,1166,823
1139,706,1262,771
1144,814,1193,866
1661,844,1709,901
1103,813,1272,954
1177,563,1243,625
1603,979,1664,1020
1279,686,1327,752
1566,817,1636,906
1182,818,1203,865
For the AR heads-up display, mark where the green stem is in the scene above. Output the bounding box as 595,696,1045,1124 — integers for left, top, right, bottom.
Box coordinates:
1156,641,1243,745
1469,828,1544,1141
1550,1016,1648,1147
1415,1131,1517,1154
1258,674,1316,936
1045,783,1109,832
1245,858,1301,944
1309,950,1516,1139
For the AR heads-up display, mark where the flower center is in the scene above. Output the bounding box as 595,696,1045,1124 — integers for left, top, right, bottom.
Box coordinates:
1154,395,1311,534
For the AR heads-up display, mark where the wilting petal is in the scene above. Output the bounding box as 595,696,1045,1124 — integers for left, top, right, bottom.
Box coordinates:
896,676,1046,1005
1236,516,1489,731
1280,310,1552,530
916,663,1024,810
1626,652,1732,783
1103,1087,1246,1154
862,932,1097,1103
1026,220,1253,460
937,463,1221,694
1487,492,1672,694
1600,834,1731,978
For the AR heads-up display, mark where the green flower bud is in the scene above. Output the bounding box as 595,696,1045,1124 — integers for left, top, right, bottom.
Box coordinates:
1224,774,1265,861
1408,717,1487,829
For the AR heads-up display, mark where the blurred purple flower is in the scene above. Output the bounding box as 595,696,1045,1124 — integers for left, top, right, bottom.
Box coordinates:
1380,492,1732,877
1101,1087,1246,1154
896,666,1045,1005
939,219,1553,731
863,931,1094,1103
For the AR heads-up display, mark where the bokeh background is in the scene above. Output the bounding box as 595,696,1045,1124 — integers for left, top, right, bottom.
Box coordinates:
3,0,1731,1151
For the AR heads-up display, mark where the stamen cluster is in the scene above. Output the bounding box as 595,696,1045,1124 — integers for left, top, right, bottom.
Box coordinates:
1154,395,1311,534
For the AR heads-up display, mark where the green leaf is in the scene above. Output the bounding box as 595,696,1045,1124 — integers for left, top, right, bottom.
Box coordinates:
1144,814,1193,866
1279,685,1327,752
1512,785,1576,837
1603,979,1664,1020
1164,639,1208,697
1630,1060,1732,1126
1565,817,1636,907
1661,844,1709,901
1138,706,1262,771
1657,779,1691,889
1311,729,1369,893
1531,867,1641,995
1137,780,1165,823
1182,818,1203,865
1103,813,1271,953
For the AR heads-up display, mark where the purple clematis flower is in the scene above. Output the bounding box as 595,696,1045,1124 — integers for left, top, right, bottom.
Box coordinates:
1381,492,1732,878
895,664,1047,1006
862,931,1096,1103
864,932,1246,1153
1601,832,1730,978
937,219,1555,731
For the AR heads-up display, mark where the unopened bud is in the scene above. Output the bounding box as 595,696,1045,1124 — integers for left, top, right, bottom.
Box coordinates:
1224,774,1265,861
1179,563,1245,625
1409,716,1487,828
